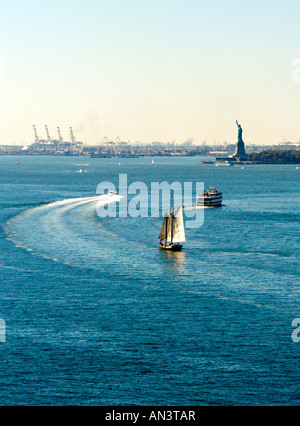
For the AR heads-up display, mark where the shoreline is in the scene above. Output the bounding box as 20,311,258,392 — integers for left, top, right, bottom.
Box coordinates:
0,152,299,165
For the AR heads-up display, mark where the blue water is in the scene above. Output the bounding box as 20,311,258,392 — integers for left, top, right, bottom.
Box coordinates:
0,155,299,406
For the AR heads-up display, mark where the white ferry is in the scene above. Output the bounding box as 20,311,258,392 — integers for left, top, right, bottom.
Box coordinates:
197,187,223,207
214,160,232,167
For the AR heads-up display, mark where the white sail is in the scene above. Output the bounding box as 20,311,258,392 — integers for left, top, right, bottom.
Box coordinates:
172,206,186,243
166,213,173,242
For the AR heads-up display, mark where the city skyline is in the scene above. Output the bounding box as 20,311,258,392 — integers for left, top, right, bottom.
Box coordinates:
1,0,300,146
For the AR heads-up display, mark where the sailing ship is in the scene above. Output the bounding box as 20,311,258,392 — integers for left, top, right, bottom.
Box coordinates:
158,205,186,251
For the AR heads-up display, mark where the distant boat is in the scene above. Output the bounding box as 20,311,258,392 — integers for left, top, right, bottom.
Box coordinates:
215,160,232,167
15,162,20,164
119,162,122,166
79,169,84,173
197,186,222,207
159,205,186,252
296,166,300,170
151,159,154,165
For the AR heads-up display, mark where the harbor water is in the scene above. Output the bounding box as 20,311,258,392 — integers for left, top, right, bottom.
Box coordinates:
0,155,299,405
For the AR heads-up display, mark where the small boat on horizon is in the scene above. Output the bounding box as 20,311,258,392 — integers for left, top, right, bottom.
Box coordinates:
214,160,232,167
158,205,186,252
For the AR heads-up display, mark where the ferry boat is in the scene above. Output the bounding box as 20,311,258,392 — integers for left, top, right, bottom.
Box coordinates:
197,186,223,207
214,160,232,167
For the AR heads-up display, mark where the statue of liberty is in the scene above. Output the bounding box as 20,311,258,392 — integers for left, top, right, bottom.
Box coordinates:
236,120,243,142
234,120,246,157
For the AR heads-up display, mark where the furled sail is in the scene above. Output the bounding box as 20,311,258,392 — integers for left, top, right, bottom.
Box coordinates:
172,206,186,243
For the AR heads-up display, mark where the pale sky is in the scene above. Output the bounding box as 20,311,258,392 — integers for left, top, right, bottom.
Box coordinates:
1,0,300,146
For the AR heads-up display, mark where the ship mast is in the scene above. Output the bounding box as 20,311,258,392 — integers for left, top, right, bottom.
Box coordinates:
170,191,174,242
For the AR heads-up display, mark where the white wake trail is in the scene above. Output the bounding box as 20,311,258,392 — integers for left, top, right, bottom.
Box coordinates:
5,194,124,268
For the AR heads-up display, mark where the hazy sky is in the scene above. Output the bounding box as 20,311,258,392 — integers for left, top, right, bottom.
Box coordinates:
1,0,300,145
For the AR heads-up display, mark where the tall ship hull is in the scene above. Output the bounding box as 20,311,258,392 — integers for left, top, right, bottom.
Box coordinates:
159,241,182,251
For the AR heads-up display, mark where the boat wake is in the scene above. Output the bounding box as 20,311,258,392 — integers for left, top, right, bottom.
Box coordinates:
5,194,171,279
5,194,128,271
185,205,220,210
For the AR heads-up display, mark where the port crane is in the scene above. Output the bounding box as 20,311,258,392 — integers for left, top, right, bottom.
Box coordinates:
57,127,63,151
33,125,39,150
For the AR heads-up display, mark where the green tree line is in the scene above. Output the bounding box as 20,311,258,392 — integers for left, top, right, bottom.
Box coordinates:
248,150,300,163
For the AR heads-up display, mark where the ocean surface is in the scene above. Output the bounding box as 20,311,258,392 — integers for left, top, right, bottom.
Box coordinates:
0,155,299,406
